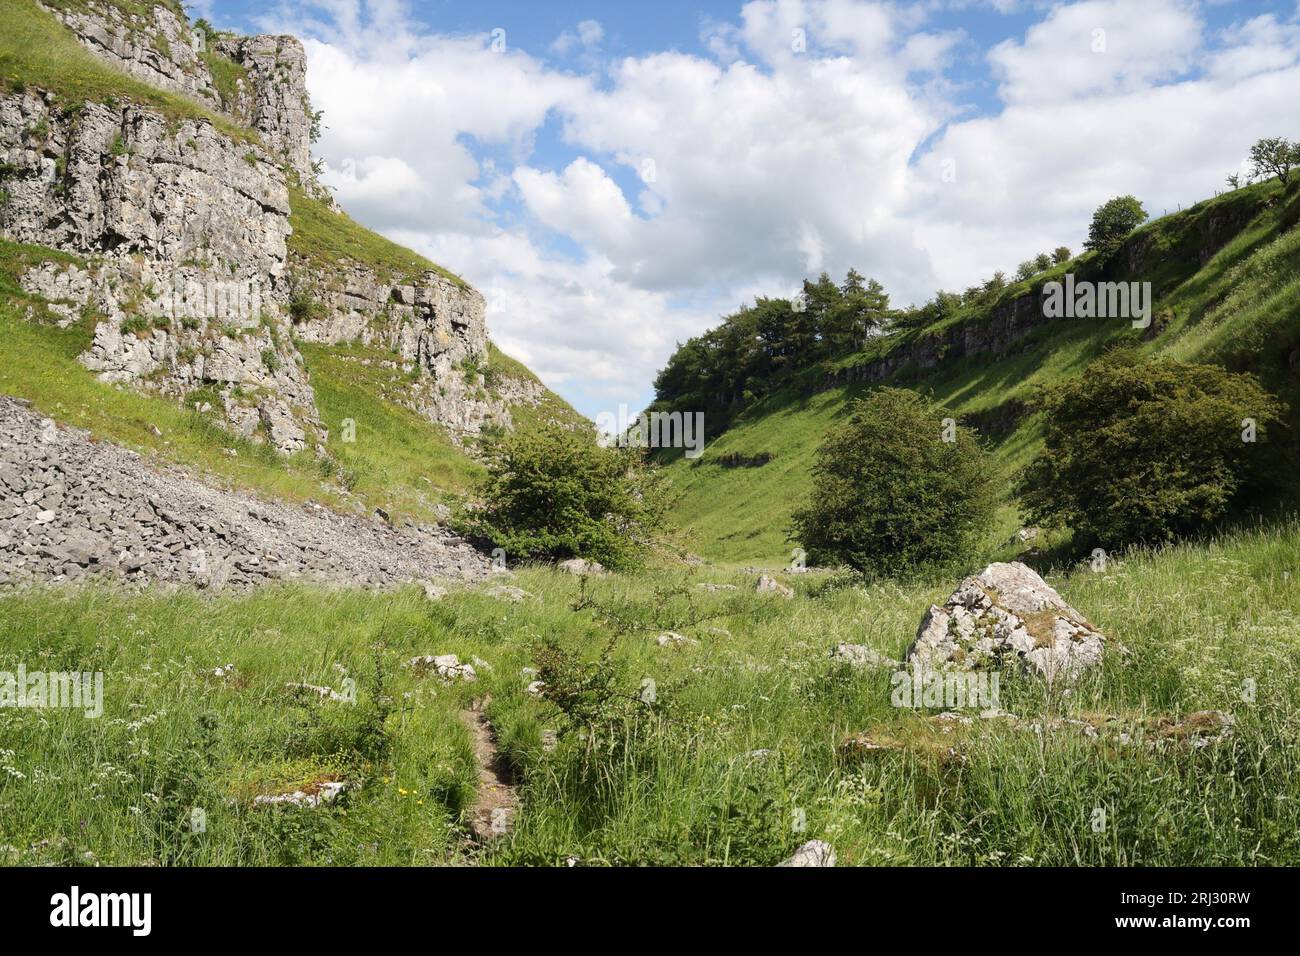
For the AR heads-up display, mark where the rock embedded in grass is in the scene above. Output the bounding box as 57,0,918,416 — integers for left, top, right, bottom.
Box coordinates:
755,574,794,599
906,561,1105,682
485,585,538,603
558,558,606,576
406,654,477,682
831,642,900,669
657,631,697,648
777,840,836,867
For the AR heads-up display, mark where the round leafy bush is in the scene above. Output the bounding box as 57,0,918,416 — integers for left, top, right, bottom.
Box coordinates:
458,422,668,571
791,387,997,576
1016,354,1286,548
1083,194,1148,256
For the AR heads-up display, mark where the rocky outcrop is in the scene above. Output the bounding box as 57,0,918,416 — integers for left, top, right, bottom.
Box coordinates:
214,33,316,185
3,5,520,456
0,397,490,589
1,88,320,451
41,0,217,105
906,562,1106,682
289,260,544,443
41,1,317,187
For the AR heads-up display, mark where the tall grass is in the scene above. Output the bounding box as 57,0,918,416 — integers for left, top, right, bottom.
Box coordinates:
3,520,1296,866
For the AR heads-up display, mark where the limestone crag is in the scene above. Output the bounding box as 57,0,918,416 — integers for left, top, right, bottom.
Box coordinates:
290,261,543,442
213,33,316,185
0,92,288,273
41,0,217,104
1,89,319,451
42,0,318,188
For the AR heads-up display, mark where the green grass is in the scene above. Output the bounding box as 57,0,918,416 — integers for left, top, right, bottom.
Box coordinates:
2,518,1296,865
0,0,254,143
288,187,467,289
300,341,484,519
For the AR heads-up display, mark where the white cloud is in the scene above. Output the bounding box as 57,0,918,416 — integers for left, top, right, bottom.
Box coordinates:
988,0,1202,104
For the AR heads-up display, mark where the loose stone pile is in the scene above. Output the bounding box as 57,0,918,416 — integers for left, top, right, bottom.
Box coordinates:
0,397,490,590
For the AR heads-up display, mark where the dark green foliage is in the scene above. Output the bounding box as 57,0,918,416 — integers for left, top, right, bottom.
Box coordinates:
790,387,997,576
1084,195,1148,256
1017,353,1286,548
649,268,892,435
457,422,669,571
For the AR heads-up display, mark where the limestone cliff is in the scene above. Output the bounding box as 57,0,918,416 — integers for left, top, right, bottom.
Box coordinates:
0,1,544,455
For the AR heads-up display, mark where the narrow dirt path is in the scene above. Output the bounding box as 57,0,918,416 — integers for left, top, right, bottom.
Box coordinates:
459,699,519,844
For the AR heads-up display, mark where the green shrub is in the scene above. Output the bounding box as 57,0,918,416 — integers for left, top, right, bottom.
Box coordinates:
1084,195,1147,256
1016,353,1286,548
457,422,669,571
790,387,997,576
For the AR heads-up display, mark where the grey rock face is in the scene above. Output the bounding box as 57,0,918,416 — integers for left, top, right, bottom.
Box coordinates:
906,562,1106,682
42,1,319,188
0,90,321,452
0,93,289,273
289,261,542,444
0,398,491,591
41,1,217,105
214,34,316,185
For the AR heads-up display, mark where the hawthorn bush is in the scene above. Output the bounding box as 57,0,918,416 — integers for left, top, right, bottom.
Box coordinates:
791,387,997,577
458,422,668,571
1017,354,1286,548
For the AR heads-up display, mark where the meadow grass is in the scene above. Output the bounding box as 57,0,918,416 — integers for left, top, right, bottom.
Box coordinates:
299,341,484,521
2,519,1296,866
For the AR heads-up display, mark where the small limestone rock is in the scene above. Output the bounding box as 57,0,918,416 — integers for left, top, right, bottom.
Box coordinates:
831,642,900,669
657,631,697,648
406,654,476,682
486,585,536,604
756,574,794,599
558,558,606,576
422,583,447,601
778,840,836,867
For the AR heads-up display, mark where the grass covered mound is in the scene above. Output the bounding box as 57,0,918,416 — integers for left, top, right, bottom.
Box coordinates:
1,518,1296,865
288,187,467,289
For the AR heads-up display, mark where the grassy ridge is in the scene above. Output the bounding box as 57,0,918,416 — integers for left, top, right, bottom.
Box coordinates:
2,518,1296,865
663,180,1300,563
288,187,467,289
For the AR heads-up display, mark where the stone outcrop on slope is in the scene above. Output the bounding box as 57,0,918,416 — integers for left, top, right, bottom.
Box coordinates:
0,397,490,589
1,90,319,452
289,261,544,443
42,0,218,105
2,3,537,456
41,0,318,186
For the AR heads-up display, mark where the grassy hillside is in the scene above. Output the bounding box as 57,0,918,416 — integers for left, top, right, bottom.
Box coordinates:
2,518,1296,865
288,187,467,289
662,178,1300,564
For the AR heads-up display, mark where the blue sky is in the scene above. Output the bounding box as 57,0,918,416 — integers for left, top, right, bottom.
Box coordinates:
190,0,1300,422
